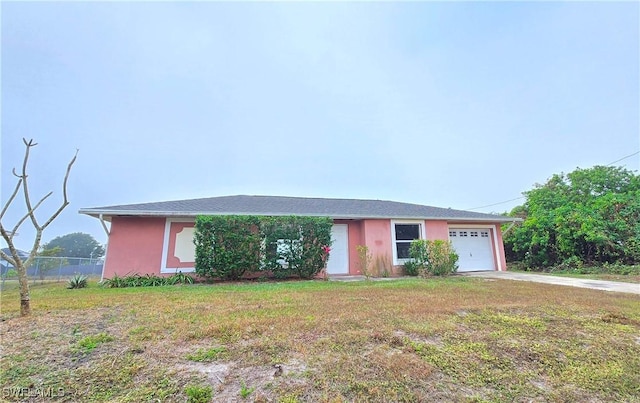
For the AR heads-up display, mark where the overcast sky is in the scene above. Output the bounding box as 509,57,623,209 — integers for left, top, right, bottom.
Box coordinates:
2,1,639,252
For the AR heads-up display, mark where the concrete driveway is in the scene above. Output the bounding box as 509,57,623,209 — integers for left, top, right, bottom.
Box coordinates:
465,271,640,295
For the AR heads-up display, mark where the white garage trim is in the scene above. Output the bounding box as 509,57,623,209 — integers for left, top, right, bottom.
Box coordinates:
448,224,502,271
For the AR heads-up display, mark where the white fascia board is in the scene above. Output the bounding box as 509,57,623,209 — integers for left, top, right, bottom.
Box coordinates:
78,209,521,223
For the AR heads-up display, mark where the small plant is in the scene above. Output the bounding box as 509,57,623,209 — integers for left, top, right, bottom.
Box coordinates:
101,273,125,288
185,384,213,403
409,240,459,277
102,273,191,288
185,346,226,362
239,381,255,399
67,274,88,289
403,260,419,276
356,245,373,279
167,271,195,285
76,332,114,353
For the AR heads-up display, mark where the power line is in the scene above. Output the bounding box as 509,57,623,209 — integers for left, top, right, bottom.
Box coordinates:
467,150,640,212
466,196,525,211
606,150,640,166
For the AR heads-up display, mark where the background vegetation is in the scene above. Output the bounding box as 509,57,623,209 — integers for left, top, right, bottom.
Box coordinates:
503,165,640,271
43,232,105,259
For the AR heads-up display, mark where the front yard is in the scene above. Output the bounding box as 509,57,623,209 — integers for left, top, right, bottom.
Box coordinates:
1,277,639,402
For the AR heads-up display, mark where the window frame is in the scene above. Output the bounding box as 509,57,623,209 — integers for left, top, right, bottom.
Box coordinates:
391,220,426,265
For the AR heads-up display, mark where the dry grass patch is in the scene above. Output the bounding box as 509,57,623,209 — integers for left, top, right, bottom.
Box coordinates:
1,278,639,402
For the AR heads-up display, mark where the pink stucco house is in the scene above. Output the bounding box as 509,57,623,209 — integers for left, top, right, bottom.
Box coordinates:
79,195,518,279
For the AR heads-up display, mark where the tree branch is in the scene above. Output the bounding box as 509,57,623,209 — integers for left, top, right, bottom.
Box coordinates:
12,192,53,235
0,224,19,267
0,178,23,221
40,149,78,230
19,139,40,230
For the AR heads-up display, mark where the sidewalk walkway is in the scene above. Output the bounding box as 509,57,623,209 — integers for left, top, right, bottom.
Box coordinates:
465,271,640,295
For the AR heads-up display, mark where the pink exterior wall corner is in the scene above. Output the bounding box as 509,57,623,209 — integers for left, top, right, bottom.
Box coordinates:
494,224,508,271
103,216,166,278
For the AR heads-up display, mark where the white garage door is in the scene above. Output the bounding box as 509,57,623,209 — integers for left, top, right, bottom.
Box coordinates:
326,224,349,274
449,229,495,272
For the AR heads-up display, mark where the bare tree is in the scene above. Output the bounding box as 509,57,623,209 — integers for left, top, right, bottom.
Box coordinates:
0,139,77,316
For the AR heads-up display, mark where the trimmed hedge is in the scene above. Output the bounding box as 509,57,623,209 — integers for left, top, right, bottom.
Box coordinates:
195,215,332,280
194,216,262,280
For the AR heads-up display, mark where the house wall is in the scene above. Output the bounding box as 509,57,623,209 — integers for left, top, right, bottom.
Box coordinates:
361,219,396,275
102,216,509,278
425,220,449,240
103,216,166,278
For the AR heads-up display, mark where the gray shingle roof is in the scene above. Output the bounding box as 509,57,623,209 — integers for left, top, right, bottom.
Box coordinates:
79,195,516,222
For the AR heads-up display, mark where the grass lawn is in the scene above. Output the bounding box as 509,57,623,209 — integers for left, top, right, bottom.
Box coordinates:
1,277,639,402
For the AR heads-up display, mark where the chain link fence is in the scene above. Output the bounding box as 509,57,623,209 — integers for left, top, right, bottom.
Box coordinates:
0,256,104,288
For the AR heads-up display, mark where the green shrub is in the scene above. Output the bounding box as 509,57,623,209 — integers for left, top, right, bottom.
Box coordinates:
260,216,332,279
555,256,584,271
67,274,88,289
195,215,262,280
548,262,640,275
195,215,332,280
603,263,640,275
185,384,213,403
403,260,419,276
409,240,459,276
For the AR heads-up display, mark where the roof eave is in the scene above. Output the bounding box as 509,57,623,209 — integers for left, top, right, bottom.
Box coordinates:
79,209,520,223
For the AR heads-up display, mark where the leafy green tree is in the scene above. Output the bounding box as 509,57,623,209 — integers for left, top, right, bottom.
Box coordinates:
504,166,640,268
43,232,104,259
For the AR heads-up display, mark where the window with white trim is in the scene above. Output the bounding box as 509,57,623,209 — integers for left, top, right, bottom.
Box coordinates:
393,223,422,261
